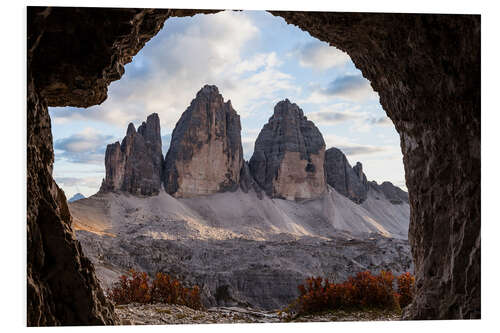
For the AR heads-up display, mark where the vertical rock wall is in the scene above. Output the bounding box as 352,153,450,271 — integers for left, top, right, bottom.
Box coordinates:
249,99,326,200
324,147,369,203
100,113,164,196
163,85,244,197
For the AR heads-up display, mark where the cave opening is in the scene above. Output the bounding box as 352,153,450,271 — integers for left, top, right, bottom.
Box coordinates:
27,7,480,325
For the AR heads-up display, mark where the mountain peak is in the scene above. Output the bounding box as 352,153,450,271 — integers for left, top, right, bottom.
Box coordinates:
163,86,243,197
100,113,163,195
249,100,326,200
196,84,220,98
67,192,85,202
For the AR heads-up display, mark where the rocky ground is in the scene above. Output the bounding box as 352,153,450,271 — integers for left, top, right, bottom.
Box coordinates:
71,187,412,311
115,303,402,325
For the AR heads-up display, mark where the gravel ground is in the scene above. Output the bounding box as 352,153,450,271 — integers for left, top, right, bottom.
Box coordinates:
115,303,402,325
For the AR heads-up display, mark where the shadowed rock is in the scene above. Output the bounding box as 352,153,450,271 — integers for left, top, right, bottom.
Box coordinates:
273,11,480,319
100,113,163,196
370,181,409,205
325,147,369,204
163,85,244,197
249,99,326,200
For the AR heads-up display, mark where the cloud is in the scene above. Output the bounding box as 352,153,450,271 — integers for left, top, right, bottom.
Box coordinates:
307,107,365,126
55,176,102,188
50,11,296,129
337,145,387,156
323,133,390,157
367,116,393,126
322,74,378,101
54,128,115,165
294,41,350,70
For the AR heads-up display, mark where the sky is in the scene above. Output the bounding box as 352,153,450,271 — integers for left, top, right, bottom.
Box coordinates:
48,10,406,198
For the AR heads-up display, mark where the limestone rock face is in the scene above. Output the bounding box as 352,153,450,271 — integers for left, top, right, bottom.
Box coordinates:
273,12,480,319
249,100,326,200
325,148,369,204
370,181,409,205
163,85,244,197
100,114,163,196
27,6,215,326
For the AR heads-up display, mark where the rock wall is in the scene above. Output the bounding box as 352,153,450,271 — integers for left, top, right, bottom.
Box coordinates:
249,99,326,200
27,7,480,323
273,12,480,319
27,6,215,326
100,113,163,196
325,147,369,203
164,85,244,197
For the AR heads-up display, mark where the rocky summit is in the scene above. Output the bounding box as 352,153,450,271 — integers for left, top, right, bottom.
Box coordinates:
100,113,164,196
249,99,326,200
163,85,244,198
325,147,369,204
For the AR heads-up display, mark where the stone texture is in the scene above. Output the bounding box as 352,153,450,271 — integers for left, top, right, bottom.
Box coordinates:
272,12,480,319
27,72,117,326
100,113,163,196
27,7,480,323
28,7,216,107
249,99,326,200
325,147,369,204
27,6,216,326
370,181,409,205
163,85,244,197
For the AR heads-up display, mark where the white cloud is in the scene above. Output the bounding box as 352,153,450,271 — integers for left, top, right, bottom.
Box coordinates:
306,105,366,126
53,128,115,164
294,41,350,70
50,11,296,130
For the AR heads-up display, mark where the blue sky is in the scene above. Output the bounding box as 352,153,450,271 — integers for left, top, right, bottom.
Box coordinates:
49,10,405,198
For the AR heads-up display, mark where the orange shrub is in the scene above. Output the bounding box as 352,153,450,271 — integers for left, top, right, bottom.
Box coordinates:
151,272,203,310
396,272,415,308
290,271,415,316
107,270,202,310
108,270,151,304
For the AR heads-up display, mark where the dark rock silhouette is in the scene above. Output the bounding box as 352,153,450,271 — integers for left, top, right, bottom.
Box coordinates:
249,99,326,200
324,148,369,203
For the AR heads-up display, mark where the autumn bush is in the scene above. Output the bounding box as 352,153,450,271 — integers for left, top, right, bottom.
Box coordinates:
107,270,203,310
286,271,415,316
396,272,415,308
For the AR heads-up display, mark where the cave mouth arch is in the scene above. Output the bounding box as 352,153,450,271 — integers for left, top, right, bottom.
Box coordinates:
27,7,480,325
49,9,407,217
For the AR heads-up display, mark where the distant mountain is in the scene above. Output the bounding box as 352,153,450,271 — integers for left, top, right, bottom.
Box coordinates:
68,192,85,202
